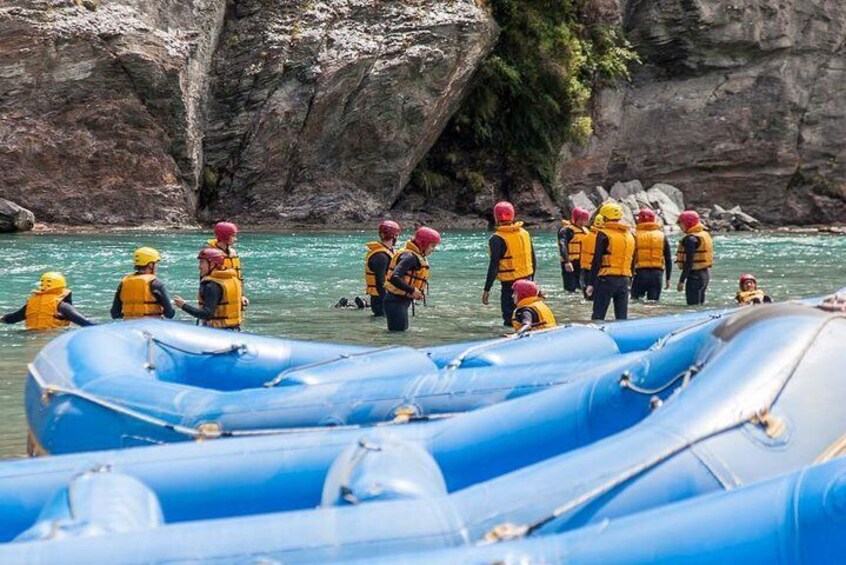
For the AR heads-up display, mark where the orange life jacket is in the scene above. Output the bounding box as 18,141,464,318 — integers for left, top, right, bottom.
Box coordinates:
25,288,71,330
634,222,666,270
599,221,636,277
384,241,430,298
511,296,557,331
494,222,534,282
119,274,164,319
675,224,714,270
560,221,589,264
364,242,394,297
200,269,243,328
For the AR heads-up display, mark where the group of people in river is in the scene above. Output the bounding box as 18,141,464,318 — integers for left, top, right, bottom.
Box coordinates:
2,201,772,333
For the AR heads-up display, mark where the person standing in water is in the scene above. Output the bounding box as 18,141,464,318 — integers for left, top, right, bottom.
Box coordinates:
364,220,401,317
736,274,772,305
675,210,714,305
579,214,605,300
586,202,635,321
631,209,672,301
383,226,441,332
511,279,557,335
2,272,94,330
482,201,536,326
558,207,590,293
110,247,175,320
174,248,243,331
206,222,249,310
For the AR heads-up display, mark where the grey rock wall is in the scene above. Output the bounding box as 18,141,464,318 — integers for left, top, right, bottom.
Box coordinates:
555,0,846,224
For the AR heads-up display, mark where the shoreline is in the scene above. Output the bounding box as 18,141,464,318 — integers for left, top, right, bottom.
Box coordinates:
12,221,846,236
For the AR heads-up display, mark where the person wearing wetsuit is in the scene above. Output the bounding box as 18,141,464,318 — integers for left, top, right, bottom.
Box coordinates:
365,220,401,317
482,201,537,326
2,272,94,329
206,221,249,310
383,227,441,332
510,280,556,335
631,209,672,301
586,202,635,321
110,247,175,320
736,274,772,305
558,207,590,293
174,248,243,331
675,210,714,306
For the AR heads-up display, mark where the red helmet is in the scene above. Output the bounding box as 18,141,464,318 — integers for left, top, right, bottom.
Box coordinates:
678,210,700,232
197,247,226,268
637,209,657,223
493,201,515,223
739,274,757,288
512,279,539,302
378,220,401,238
571,207,590,224
414,226,441,249
214,222,238,244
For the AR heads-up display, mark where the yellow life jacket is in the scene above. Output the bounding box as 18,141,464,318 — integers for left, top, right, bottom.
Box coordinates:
25,288,71,330
364,241,394,297
384,240,430,298
634,222,666,270
736,289,767,305
599,222,636,277
494,222,534,282
581,227,600,270
511,296,557,331
208,239,242,283
675,225,714,270
560,221,589,263
120,274,164,319
200,269,243,328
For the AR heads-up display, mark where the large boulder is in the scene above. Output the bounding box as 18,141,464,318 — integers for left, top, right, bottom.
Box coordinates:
0,0,227,225
0,199,35,232
555,0,846,224
200,0,498,224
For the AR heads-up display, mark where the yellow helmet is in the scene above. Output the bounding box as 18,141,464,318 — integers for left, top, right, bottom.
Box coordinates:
592,214,606,228
39,272,67,292
134,247,161,267
598,201,624,221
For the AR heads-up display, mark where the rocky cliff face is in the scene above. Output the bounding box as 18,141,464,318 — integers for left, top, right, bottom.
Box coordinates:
0,0,496,225
556,0,846,224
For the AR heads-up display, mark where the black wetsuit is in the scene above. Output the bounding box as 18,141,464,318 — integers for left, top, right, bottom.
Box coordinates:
110,277,176,319
589,232,630,321
179,280,237,329
367,251,391,317
679,235,709,305
631,238,673,301
485,235,537,326
2,292,95,327
383,252,422,332
558,225,581,293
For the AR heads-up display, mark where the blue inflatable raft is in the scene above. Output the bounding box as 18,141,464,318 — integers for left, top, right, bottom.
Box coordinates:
347,453,846,565
26,308,730,455
0,311,717,539
1,303,844,563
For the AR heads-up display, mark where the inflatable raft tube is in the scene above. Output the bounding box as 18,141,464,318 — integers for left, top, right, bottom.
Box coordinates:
25,321,628,454
345,454,846,565
11,305,841,562
0,316,718,541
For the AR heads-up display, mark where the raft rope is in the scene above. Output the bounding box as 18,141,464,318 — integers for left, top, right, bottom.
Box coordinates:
445,324,573,370
263,346,402,388
618,363,702,396
480,314,841,544
29,362,458,444
338,438,383,505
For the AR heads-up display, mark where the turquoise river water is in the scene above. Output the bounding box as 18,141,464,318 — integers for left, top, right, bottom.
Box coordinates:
2,230,845,458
